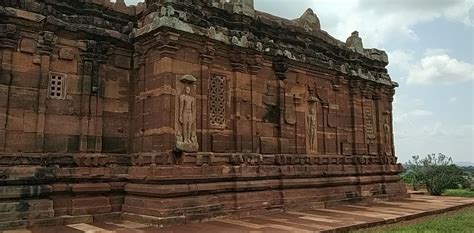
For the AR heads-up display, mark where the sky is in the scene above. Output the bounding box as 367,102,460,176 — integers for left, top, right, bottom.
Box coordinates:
124,0,474,163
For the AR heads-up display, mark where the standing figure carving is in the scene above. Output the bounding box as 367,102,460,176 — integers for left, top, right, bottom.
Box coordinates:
383,118,392,156
180,86,195,143
307,102,318,152
176,75,199,152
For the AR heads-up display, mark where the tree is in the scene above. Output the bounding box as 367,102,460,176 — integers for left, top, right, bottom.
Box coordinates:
403,153,469,196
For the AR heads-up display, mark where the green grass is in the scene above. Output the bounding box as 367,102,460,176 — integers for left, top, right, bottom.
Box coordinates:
443,189,474,198
353,207,474,233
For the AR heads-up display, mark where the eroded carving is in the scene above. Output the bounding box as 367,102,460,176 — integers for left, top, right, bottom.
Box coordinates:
346,31,364,54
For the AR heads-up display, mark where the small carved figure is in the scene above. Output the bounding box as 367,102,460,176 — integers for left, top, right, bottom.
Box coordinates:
208,26,217,39
307,103,317,152
231,36,239,45
346,31,364,54
179,86,195,143
240,35,248,47
384,118,392,155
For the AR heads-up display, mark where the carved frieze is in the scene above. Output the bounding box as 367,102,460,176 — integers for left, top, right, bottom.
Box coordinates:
363,98,377,141
73,154,110,167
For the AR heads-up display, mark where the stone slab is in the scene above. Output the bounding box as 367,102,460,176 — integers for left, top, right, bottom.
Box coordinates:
9,195,474,232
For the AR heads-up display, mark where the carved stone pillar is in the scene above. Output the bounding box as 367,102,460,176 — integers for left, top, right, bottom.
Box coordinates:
35,31,57,152
0,24,19,152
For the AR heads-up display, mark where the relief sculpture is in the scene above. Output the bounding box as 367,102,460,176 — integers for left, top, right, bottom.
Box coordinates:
176,75,199,152
384,118,392,156
307,98,318,153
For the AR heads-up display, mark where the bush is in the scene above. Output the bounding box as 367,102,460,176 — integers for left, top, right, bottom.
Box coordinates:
403,153,469,196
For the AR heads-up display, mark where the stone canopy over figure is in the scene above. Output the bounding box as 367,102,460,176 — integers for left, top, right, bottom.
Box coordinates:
176,75,198,152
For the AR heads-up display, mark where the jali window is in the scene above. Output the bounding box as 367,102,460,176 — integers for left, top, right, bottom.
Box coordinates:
209,75,226,127
49,73,66,99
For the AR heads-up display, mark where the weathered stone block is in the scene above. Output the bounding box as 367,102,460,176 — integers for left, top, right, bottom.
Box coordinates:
58,47,75,60
114,55,131,69
260,137,279,154
19,39,36,54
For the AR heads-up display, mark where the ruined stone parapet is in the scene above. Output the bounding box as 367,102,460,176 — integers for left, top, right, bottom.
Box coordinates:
135,1,394,86
0,0,138,42
81,0,138,16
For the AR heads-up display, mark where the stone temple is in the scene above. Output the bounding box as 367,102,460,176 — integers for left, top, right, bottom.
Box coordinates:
0,0,407,229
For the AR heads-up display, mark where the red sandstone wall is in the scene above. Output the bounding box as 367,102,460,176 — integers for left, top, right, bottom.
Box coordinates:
132,34,395,158
0,30,132,154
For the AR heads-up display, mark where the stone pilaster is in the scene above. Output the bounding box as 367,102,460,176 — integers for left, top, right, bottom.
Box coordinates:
349,79,361,155
248,55,262,153
35,31,56,152
199,42,215,152
78,40,111,153
79,41,94,152
373,87,383,156
272,59,288,153
0,24,19,152
147,31,179,152
231,52,245,152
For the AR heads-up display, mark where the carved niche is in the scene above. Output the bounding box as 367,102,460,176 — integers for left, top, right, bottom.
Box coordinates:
176,75,199,152
209,75,226,127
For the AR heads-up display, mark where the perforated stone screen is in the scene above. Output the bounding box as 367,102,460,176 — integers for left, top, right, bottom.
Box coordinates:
48,73,66,99
209,75,226,127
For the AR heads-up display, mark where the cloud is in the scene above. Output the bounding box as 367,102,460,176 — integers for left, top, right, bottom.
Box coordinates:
394,109,433,123
309,0,473,47
449,97,457,103
123,0,473,48
406,49,474,85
